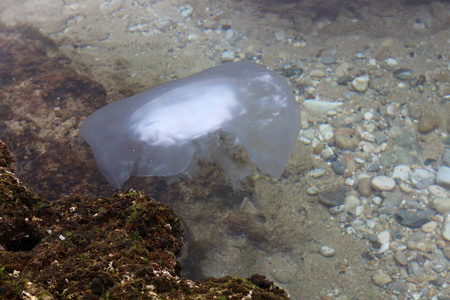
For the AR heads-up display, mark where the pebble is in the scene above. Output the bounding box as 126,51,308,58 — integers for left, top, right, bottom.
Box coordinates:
307,186,320,195
202,20,218,30
155,19,173,31
319,245,335,257
335,128,360,150
436,166,450,189
351,75,370,92
329,204,345,214
318,124,334,142
302,100,344,113
392,165,411,181
382,192,402,208
221,50,235,62
308,167,327,179
386,58,398,66
409,261,422,276
377,230,390,245
427,185,449,198
320,147,334,160
372,273,392,286
380,128,424,168
274,31,286,41
442,215,450,241
431,197,450,214
318,188,346,207
321,56,336,64
393,68,414,81
421,221,437,233
367,163,380,172
441,148,450,166
363,111,373,121
187,33,199,41
400,182,413,193
225,29,234,40
409,106,422,119
310,69,326,78
394,251,408,266
394,209,435,228
331,161,346,175
344,195,360,212
357,177,372,197
334,62,351,78
418,113,438,133
410,168,435,189
371,176,396,191
180,6,193,18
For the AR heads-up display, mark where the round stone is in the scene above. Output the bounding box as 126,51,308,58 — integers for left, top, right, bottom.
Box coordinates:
321,147,334,160
331,161,346,175
392,165,411,181
221,50,235,62
371,176,396,191
409,106,422,119
418,113,438,133
306,186,320,195
428,185,449,198
310,69,326,78
431,198,450,214
372,273,392,286
351,75,370,92
357,177,372,197
394,251,408,266
410,168,435,189
421,221,437,233
436,166,450,189
334,128,360,150
377,230,390,244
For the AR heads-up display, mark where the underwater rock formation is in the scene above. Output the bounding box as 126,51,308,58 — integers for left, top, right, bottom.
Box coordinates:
0,140,288,299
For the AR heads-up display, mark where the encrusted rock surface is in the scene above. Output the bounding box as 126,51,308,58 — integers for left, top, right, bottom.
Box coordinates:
0,141,288,299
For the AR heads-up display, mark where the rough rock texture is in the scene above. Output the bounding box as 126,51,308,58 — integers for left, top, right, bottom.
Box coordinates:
0,140,288,299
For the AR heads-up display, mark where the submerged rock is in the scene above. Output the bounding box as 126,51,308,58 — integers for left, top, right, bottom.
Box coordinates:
0,140,288,299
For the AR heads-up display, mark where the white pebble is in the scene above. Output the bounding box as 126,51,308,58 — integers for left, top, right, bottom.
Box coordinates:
221,50,235,62
187,33,199,41
321,147,334,160
392,165,411,181
377,230,390,244
302,100,343,113
377,230,390,253
371,176,396,191
436,166,450,189
319,245,335,257
363,111,373,120
386,58,398,66
372,196,383,205
308,168,327,178
352,75,369,92
225,29,234,40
